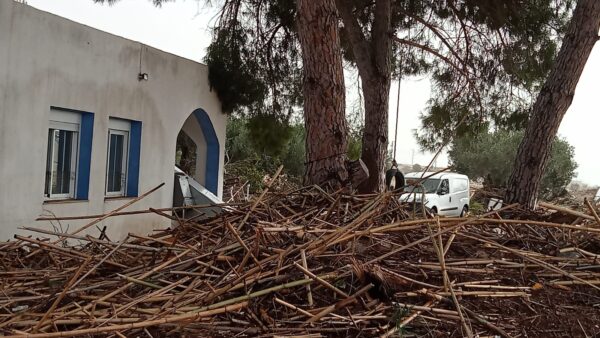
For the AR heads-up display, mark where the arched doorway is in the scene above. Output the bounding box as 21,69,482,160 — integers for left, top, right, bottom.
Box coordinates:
176,130,197,176
175,108,220,196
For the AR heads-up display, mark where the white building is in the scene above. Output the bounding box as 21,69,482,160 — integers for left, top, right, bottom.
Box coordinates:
0,1,226,240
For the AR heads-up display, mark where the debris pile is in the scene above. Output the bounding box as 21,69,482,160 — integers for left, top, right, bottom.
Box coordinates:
1,184,600,337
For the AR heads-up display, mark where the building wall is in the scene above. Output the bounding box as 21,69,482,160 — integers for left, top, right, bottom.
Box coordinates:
0,1,226,241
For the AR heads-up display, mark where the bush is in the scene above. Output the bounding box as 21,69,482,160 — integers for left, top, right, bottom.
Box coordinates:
226,114,365,190
469,200,485,215
246,114,294,157
226,116,296,192
225,158,275,193
449,130,577,199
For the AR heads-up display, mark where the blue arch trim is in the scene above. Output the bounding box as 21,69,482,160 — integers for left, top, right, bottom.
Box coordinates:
192,108,220,195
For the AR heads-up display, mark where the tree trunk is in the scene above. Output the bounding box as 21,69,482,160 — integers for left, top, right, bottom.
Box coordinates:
360,74,391,193
297,0,349,187
505,0,600,209
337,0,392,193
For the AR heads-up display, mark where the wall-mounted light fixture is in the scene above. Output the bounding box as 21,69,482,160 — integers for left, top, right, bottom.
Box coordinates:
138,73,149,81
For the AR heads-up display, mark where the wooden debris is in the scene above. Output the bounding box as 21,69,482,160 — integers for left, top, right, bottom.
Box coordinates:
1,183,600,337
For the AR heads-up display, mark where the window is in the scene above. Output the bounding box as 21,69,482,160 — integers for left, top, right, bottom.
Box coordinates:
44,107,94,200
45,110,81,199
106,118,130,196
439,179,450,194
406,178,440,194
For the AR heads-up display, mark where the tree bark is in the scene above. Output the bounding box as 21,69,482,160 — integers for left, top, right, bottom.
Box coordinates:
360,71,391,193
505,0,600,209
297,0,349,187
337,0,392,193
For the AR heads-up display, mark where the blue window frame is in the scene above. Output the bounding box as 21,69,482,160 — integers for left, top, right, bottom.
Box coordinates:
45,107,94,200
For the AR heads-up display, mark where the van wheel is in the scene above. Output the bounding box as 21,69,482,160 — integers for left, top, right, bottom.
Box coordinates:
460,206,468,217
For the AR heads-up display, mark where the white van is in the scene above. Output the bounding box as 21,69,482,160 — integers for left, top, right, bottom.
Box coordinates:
401,172,470,217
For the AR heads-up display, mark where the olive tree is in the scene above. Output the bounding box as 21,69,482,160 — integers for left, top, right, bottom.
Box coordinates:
450,130,577,199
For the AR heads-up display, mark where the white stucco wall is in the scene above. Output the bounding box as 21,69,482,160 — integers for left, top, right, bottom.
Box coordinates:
0,1,226,241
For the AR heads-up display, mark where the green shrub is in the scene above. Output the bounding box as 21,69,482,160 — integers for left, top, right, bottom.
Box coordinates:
449,130,577,199
469,201,485,215
226,114,365,188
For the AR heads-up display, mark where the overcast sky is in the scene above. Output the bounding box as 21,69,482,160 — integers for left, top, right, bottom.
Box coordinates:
25,0,600,186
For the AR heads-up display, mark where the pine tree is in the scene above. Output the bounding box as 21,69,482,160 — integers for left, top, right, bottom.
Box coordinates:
297,0,349,186
95,0,579,193
505,0,600,209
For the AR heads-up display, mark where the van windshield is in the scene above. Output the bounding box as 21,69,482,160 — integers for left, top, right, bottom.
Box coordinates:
405,178,440,194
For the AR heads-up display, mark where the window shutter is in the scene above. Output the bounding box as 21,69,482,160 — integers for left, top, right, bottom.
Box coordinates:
76,112,94,200
126,120,142,197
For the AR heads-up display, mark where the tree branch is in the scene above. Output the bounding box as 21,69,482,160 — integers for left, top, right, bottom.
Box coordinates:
336,0,373,77
391,36,469,78
447,1,471,67
398,8,466,68
372,0,392,77
390,35,484,114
